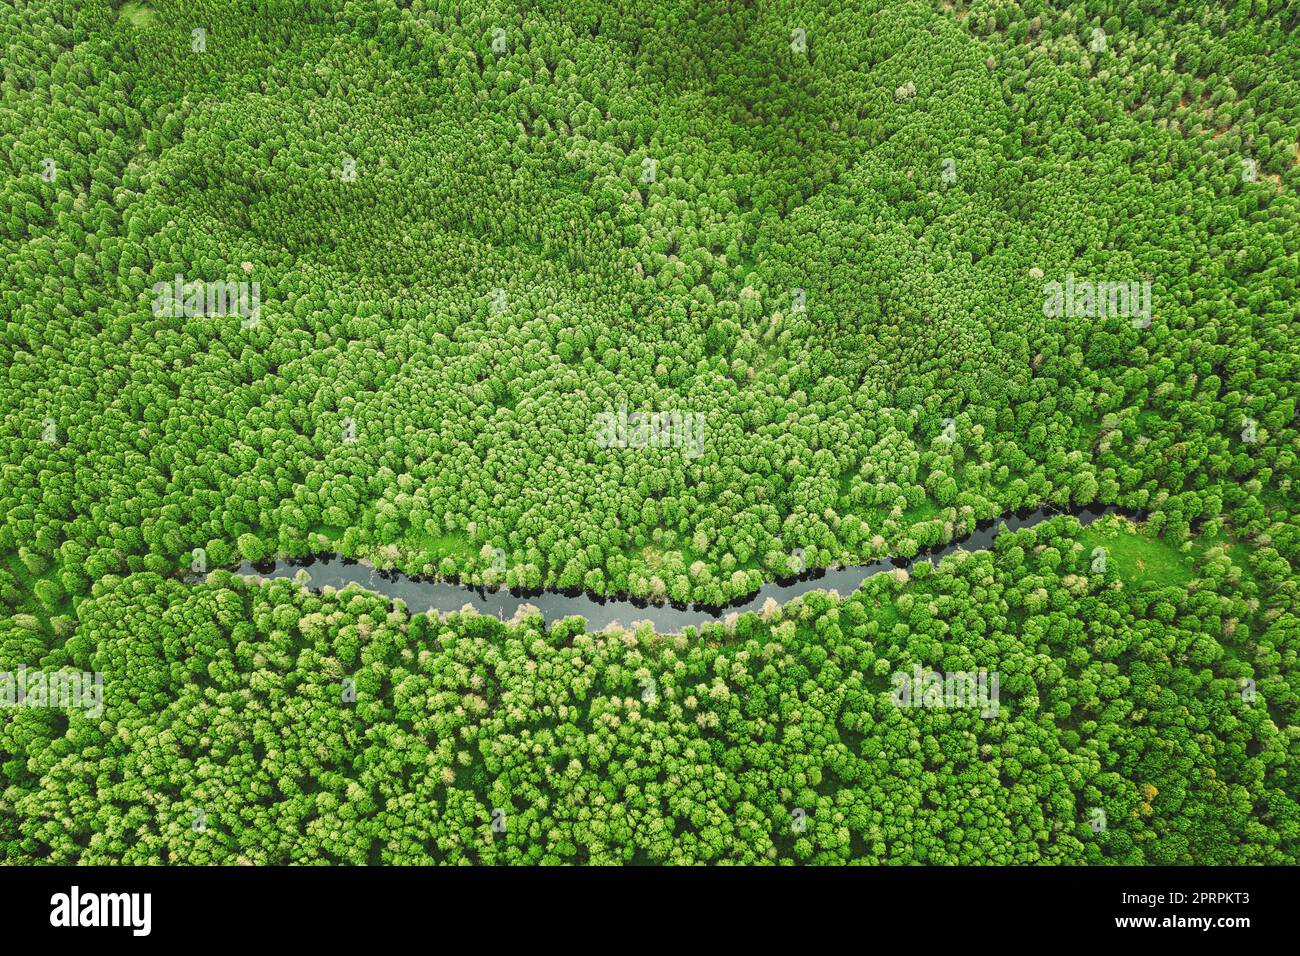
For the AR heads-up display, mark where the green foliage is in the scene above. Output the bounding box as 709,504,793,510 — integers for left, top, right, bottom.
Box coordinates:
1,0,1297,865
3,519,1295,865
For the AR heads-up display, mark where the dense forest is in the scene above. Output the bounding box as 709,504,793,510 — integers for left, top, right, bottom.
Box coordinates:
1,0,1297,864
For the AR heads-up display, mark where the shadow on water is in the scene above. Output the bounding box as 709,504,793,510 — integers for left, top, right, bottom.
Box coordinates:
225,506,1143,631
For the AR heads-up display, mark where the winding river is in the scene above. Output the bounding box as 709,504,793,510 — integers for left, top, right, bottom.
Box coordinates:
228,505,1140,630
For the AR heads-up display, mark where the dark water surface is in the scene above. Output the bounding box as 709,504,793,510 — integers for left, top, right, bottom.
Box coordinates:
231,506,1139,631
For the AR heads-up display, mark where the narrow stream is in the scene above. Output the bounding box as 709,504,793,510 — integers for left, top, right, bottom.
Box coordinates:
225,506,1141,630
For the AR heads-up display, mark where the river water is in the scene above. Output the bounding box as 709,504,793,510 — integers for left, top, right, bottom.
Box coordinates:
227,505,1138,630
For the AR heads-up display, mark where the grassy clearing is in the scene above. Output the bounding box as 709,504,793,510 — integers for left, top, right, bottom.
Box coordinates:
1077,517,1195,588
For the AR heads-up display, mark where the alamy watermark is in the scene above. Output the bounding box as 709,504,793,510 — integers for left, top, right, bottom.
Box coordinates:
152,274,260,327
50,886,151,936
1042,274,1151,328
594,405,705,458
891,666,1000,718
1,666,103,718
